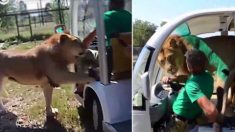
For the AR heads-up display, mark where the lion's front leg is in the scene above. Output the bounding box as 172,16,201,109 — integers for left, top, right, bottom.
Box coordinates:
41,83,58,117
47,69,95,85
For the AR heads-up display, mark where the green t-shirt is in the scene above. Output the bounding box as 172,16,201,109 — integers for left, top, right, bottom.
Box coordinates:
183,35,228,81
173,71,214,119
103,9,132,46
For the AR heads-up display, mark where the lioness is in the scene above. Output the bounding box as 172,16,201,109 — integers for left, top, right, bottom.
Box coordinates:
158,35,235,115
0,33,95,116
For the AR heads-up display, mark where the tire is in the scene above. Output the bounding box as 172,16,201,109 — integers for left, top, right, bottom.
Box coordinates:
86,92,103,132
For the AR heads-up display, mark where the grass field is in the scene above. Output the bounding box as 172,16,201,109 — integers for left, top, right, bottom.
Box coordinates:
0,22,55,42
0,42,84,132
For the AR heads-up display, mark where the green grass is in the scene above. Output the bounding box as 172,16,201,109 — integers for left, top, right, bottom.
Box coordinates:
7,41,41,50
25,84,82,129
0,22,55,42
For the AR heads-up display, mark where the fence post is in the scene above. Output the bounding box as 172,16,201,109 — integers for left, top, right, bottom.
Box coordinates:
15,14,20,44
28,13,33,40
39,0,44,25
58,0,63,24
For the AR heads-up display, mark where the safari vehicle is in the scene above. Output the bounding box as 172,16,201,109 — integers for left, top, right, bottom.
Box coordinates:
68,0,132,131
133,8,235,132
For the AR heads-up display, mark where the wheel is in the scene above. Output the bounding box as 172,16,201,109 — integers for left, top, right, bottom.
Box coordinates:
86,92,103,132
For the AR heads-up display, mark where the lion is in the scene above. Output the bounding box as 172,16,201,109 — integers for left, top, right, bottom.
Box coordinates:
0,33,95,117
158,35,235,115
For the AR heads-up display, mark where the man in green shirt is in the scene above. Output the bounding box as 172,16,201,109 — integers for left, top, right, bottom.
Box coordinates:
163,49,218,131
103,0,131,47
74,0,131,93
83,0,131,80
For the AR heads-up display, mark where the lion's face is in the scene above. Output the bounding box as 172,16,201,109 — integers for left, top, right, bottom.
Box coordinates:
157,35,187,75
48,34,87,64
61,34,86,63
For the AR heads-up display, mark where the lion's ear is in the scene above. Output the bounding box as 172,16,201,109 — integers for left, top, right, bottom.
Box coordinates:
58,34,68,44
169,39,177,48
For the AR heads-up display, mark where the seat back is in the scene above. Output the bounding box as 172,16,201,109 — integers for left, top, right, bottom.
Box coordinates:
111,32,132,79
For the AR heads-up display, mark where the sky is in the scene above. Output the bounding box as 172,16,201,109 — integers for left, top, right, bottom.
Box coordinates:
133,0,235,26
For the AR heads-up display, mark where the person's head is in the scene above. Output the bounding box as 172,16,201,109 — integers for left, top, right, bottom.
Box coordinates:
109,0,125,10
185,49,207,74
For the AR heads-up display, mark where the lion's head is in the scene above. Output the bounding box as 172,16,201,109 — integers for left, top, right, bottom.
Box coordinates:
157,35,189,75
45,33,88,64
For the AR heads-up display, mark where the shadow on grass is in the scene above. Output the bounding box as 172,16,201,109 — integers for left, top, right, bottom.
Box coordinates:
43,116,67,132
77,106,93,132
0,112,67,132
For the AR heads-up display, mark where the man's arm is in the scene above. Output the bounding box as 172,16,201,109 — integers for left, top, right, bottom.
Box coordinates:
197,96,218,122
162,75,188,84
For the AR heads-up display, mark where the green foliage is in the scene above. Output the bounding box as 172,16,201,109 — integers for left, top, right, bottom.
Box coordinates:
160,21,167,27
0,1,16,32
51,0,69,24
133,19,157,47
18,0,27,12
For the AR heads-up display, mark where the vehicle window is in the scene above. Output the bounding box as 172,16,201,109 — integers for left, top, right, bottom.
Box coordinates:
76,0,131,39
77,0,96,39
77,0,109,39
153,13,235,86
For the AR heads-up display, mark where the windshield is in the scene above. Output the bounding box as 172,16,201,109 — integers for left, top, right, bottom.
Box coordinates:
76,0,131,39
76,0,109,39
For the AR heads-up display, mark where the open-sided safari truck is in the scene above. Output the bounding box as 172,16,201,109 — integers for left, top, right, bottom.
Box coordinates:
69,0,132,131
133,8,235,132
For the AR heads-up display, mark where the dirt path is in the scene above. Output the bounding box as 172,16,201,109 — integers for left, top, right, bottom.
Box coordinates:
0,97,45,132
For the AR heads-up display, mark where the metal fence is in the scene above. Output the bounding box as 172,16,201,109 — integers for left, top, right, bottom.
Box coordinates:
0,7,69,43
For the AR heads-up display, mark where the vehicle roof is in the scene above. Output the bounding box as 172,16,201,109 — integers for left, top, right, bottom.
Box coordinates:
146,8,235,48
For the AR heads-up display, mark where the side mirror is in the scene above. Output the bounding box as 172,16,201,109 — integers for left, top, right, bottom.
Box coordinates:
141,72,150,100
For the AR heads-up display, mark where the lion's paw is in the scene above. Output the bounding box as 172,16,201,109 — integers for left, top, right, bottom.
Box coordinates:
46,107,58,117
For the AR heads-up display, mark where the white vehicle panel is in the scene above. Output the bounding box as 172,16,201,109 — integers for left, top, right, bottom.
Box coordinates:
85,79,131,124
132,103,152,132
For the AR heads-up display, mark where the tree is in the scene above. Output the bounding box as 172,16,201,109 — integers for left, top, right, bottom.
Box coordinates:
18,0,28,25
51,0,68,24
19,0,27,12
0,0,16,32
160,21,167,27
44,2,53,22
133,19,157,47
45,2,52,10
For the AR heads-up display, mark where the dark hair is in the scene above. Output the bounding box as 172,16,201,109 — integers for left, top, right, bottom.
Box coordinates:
185,49,207,73
109,0,124,10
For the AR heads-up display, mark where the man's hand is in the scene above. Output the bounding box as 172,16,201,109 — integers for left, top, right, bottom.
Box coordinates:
197,96,218,122
162,76,175,84
162,75,188,84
